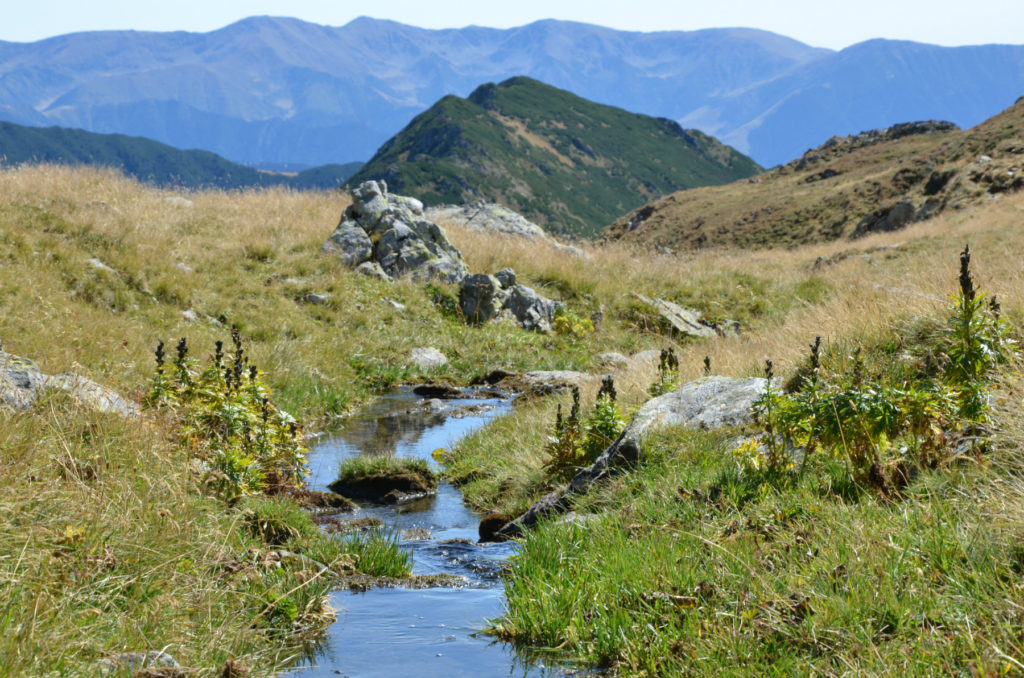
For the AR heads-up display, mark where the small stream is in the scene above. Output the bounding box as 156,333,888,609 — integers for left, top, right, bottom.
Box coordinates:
287,388,570,678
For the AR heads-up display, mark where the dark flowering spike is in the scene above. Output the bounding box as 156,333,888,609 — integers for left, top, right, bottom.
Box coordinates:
155,340,165,369
231,324,242,354
959,245,975,302
214,340,224,366
703,355,711,376
224,366,233,391
764,359,774,381
851,347,864,385
597,375,617,402
570,385,581,424
555,403,563,435
249,365,258,382
175,337,188,363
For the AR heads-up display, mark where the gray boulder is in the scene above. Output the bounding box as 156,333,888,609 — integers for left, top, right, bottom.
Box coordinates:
323,181,468,283
630,376,775,433
496,376,773,539
0,352,46,411
507,284,559,333
1,349,138,417
426,201,547,240
458,268,561,333
322,219,373,267
356,261,390,281
851,201,916,238
459,274,508,324
409,347,448,370
98,650,179,675
633,293,718,339
46,373,141,418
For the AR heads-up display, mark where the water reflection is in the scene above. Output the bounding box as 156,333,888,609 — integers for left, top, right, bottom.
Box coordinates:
290,389,575,678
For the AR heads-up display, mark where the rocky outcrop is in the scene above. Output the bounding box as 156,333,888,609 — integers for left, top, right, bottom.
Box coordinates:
632,293,737,339
1,349,138,417
495,376,773,539
629,376,776,432
459,268,562,332
851,201,916,238
426,201,548,240
323,181,468,283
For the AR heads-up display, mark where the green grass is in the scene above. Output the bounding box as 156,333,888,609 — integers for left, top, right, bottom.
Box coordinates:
496,425,1024,674
336,455,432,482
0,394,408,676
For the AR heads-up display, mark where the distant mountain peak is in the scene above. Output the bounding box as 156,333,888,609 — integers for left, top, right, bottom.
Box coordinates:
347,77,760,238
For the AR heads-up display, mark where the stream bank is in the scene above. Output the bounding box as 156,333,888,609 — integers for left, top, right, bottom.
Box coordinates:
287,388,574,677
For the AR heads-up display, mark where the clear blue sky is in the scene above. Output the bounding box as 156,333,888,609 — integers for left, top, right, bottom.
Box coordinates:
3,0,1021,49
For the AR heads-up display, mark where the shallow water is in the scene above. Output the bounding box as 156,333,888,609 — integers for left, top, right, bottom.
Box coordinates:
288,389,569,678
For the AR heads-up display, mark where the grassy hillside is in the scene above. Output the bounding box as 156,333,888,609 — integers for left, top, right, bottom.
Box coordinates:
2,162,1024,674
347,77,761,238
604,95,1024,250
0,120,362,190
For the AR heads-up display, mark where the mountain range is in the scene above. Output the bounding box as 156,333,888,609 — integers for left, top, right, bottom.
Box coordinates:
348,77,760,237
2,16,1022,168
0,120,362,190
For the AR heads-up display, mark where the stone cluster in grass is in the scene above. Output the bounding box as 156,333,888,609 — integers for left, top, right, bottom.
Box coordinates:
322,179,468,283
324,180,563,332
459,268,563,333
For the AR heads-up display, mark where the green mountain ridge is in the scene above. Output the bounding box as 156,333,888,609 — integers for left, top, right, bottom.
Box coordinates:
346,77,761,238
0,120,362,191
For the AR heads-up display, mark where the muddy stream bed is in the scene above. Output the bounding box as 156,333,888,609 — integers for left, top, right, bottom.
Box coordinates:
286,388,573,678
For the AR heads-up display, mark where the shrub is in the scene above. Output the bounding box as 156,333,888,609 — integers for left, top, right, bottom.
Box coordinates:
741,246,1015,491
544,377,626,481
146,326,307,500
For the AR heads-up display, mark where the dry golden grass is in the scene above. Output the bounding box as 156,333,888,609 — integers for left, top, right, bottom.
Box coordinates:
448,189,1024,386
604,96,1023,250
3,161,1024,675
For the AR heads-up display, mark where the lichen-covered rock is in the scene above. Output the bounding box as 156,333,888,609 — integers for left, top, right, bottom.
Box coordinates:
0,352,46,411
459,274,508,324
409,347,448,370
323,181,468,283
356,261,390,281
507,284,559,333
457,268,561,332
46,372,141,418
629,376,775,434
496,376,775,540
1,350,138,417
426,201,548,240
98,650,179,675
633,293,717,338
322,219,373,266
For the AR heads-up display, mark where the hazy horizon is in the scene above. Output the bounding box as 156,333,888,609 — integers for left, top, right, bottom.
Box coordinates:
4,0,1023,50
